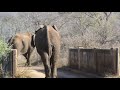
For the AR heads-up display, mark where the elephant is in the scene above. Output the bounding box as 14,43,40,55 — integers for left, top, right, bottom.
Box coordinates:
8,32,35,66
35,24,61,78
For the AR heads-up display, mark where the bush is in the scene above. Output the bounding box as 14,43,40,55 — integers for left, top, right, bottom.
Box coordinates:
0,37,11,64
0,37,11,77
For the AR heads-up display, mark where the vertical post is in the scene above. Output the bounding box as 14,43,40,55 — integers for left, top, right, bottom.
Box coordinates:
93,48,97,73
78,47,80,70
78,47,83,70
68,48,71,67
10,51,12,77
11,49,17,78
110,48,114,74
116,48,120,76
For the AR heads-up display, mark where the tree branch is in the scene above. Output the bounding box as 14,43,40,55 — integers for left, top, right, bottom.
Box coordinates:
104,12,112,21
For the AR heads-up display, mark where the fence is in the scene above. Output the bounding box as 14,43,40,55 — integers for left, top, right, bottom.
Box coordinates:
69,48,120,76
1,49,17,78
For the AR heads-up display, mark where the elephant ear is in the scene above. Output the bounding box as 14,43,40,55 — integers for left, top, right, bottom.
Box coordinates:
31,34,35,47
7,36,13,46
52,25,58,31
40,25,45,29
35,24,45,34
8,37,11,44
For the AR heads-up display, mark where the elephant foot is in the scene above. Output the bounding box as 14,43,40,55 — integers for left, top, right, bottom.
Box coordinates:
45,76,57,78
24,63,28,67
28,64,32,67
24,63,31,67
45,76,51,78
51,76,58,78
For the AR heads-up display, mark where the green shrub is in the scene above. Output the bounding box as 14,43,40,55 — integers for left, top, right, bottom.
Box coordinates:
0,37,11,64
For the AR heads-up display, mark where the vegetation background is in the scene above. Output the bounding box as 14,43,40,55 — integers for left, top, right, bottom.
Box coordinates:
0,12,119,67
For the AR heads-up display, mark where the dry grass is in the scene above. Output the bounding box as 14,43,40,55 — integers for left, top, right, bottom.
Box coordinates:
15,67,31,78
15,66,45,78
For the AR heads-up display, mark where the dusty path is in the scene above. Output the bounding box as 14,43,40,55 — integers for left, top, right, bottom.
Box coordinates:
16,66,45,78
57,69,87,78
18,66,120,78
16,66,101,78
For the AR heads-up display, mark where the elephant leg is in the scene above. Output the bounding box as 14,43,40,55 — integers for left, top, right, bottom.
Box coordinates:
27,55,31,67
23,53,29,66
40,52,51,78
51,57,57,78
50,49,58,78
27,52,31,67
27,47,35,67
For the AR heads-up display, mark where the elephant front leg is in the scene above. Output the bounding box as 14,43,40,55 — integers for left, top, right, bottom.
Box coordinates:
23,53,29,66
24,54,31,67
27,52,31,67
26,58,31,67
26,48,34,67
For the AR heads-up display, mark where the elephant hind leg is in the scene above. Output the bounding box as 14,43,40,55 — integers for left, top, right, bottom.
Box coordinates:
24,48,33,67
50,48,58,78
50,55,57,78
23,53,29,66
50,58,57,78
40,52,51,78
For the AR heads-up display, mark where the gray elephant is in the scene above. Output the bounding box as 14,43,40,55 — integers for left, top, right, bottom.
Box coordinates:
35,25,61,78
8,32,35,66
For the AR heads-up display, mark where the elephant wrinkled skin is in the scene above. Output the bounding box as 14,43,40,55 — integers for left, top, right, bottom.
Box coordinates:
35,25,61,78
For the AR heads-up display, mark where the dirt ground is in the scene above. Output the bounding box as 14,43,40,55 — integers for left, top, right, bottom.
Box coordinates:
16,58,120,78
16,65,103,78
15,53,120,78
16,66,88,78
16,66,45,78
